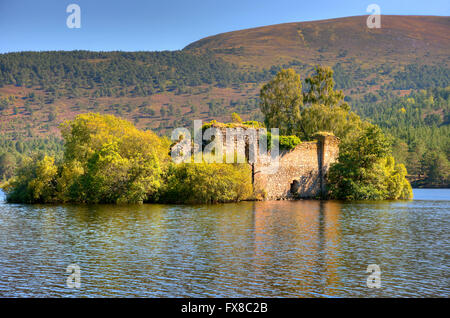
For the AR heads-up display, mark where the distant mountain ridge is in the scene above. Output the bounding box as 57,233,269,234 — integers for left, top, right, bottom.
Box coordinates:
185,15,450,67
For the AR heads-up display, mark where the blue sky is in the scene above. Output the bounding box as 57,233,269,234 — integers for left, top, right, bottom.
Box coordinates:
0,0,449,53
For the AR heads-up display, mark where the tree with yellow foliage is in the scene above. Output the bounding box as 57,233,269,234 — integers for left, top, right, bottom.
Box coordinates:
5,155,58,203
6,113,170,204
58,113,170,203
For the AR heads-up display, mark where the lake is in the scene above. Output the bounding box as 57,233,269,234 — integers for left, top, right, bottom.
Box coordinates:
0,189,448,297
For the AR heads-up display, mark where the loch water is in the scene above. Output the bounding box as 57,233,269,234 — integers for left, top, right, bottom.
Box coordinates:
0,189,448,297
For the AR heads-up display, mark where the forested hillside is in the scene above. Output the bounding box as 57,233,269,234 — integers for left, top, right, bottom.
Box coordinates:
0,15,449,186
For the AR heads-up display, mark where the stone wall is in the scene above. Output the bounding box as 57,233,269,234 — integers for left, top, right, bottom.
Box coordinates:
171,125,340,200
253,135,340,200
206,126,341,200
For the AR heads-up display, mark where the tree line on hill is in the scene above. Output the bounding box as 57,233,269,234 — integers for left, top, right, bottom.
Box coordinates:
2,51,447,98
352,87,449,187
0,51,280,97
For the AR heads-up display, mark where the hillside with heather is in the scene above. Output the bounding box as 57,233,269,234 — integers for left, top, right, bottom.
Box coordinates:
186,15,449,66
0,15,449,186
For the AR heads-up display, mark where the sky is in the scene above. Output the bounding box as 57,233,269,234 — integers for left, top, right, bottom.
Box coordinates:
0,0,449,53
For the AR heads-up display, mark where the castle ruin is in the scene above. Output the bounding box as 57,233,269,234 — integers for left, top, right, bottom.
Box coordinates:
253,134,340,199
172,124,340,200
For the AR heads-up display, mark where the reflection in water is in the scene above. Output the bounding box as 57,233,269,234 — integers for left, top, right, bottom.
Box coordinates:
252,201,342,296
0,189,449,297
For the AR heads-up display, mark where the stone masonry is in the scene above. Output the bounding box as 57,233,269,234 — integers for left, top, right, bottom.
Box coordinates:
253,135,340,199
172,125,340,200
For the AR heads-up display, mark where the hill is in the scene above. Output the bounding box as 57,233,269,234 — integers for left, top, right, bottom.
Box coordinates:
185,15,450,67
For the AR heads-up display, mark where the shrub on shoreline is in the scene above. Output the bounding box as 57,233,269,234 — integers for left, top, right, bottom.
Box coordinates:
158,161,252,204
328,126,413,200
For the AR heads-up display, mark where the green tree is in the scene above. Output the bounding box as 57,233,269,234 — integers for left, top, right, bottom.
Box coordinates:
260,69,303,135
260,67,355,141
300,103,366,144
5,155,58,203
421,150,450,186
0,153,16,180
328,126,412,200
303,65,349,109
5,113,170,204
59,113,169,203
